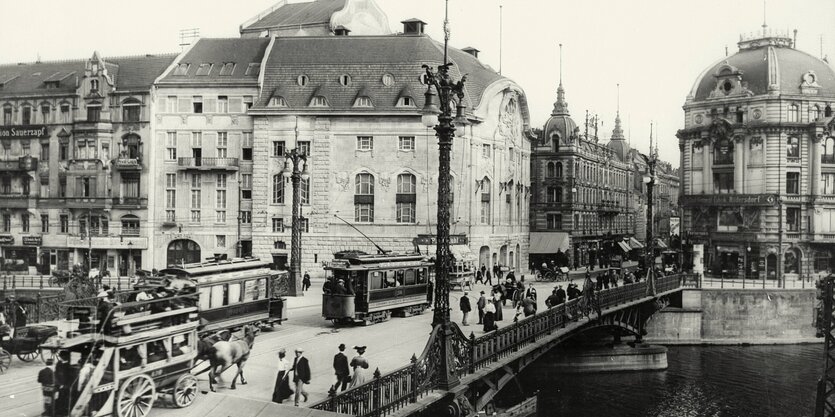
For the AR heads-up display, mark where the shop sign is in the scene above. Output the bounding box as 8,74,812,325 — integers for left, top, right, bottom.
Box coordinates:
414,234,468,246
22,236,42,246
0,235,13,245
680,194,778,207
0,125,49,139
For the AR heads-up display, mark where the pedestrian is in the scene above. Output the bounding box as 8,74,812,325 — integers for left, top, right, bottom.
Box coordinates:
302,271,311,292
485,268,493,286
291,348,310,406
483,302,498,332
475,269,484,285
427,276,434,308
556,285,567,304
503,279,515,307
477,291,487,324
492,289,504,321
459,292,471,326
38,358,55,415
546,290,559,309
271,348,293,403
54,351,74,416
596,274,604,290
332,344,351,393
13,299,27,328
506,269,516,283
522,297,537,317
525,283,538,302
350,346,370,387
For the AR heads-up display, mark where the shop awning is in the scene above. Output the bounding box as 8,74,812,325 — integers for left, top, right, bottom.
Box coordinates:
628,237,644,249
656,239,669,249
529,232,570,254
617,241,632,253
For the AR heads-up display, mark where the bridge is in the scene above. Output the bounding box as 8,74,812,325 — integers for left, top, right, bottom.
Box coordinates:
310,274,684,417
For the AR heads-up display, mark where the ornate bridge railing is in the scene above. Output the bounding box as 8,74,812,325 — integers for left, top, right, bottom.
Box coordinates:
311,275,683,417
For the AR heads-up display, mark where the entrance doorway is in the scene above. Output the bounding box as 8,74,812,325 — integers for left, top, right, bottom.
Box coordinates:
167,239,200,266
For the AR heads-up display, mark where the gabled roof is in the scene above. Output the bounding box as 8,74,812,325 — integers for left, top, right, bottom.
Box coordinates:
243,0,346,31
109,54,178,90
254,35,504,113
159,38,271,84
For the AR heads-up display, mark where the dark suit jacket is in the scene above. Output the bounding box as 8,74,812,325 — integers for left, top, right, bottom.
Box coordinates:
333,352,350,377
293,356,311,383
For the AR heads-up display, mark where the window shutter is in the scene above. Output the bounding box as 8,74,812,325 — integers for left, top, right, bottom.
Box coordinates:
229,98,243,113
178,98,191,113
204,98,216,114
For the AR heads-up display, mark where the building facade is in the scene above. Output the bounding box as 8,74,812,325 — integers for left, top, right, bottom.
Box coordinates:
0,52,175,274
678,28,835,281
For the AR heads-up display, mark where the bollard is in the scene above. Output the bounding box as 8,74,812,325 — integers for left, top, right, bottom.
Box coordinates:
39,275,44,289
11,274,15,289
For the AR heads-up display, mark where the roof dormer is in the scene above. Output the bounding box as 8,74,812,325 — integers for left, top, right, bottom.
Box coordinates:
401,18,426,35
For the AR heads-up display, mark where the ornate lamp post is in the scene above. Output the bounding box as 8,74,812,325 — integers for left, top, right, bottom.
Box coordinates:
642,160,658,296
282,148,310,297
421,4,468,390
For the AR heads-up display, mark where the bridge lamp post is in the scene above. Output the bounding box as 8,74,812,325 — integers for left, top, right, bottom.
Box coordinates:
642,169,657,296
282,148,310,297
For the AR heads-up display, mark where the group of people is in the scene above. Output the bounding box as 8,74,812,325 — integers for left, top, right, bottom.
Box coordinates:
38,349,103,416
0,296,27,336
271,343,372,407
473,263,511,286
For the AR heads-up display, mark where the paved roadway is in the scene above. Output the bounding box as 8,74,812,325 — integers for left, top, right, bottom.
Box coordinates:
0,269,628,417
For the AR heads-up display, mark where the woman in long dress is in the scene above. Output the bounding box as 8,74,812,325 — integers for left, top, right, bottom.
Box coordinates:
272,349,293,403
350,346,370,387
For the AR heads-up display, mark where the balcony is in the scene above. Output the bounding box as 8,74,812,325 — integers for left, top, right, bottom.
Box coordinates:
67,234,148,250
177,157,239,171
0,156,38,172
597,200,621,216
111,197,148,209
0,193,34,209
113,157,142,171
65,196,112,210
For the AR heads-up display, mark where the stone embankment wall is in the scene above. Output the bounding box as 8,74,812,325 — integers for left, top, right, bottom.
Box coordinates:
645,289,819,345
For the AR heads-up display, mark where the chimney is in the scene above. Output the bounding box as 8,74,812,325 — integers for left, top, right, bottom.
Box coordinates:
462,47,480,58
401,18,427,35
334,25,351,36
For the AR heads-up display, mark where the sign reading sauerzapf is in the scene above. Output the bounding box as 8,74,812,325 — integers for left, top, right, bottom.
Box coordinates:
0,126,49,139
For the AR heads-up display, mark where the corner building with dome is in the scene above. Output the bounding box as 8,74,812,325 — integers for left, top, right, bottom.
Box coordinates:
678,28,835,282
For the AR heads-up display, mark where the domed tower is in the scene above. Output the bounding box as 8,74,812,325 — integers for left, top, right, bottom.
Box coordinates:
606,111,629,161
677,25,835,283
542,81,579,152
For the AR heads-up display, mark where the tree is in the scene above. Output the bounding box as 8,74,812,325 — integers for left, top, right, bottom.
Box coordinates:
52,264,97,301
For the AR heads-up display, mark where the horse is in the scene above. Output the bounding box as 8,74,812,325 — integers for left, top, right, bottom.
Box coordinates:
208,325,258,391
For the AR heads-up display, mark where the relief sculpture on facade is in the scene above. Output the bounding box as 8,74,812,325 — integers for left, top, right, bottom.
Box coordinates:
741,207,761,231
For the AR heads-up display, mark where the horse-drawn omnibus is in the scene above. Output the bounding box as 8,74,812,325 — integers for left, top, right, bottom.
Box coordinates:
41,293,200,417
157,257,287,334
322,252,433,325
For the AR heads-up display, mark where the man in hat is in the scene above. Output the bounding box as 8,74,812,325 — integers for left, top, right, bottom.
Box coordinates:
302,271,311,292
556,285,567,305
332,343,350,392
459,292,471,326
291,347,310,406
38,358,55,415
476,291,487,324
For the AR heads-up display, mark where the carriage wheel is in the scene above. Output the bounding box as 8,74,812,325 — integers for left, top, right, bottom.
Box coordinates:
0,349,10,373
40,336,60,364
545,271,557,281
117,374,156,417
17,350,39,362
172,374,198,408
534,270,544,281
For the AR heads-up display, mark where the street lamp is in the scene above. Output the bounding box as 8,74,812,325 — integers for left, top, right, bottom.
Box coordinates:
282,148,310,297
641,164,657,296
421,2,467,390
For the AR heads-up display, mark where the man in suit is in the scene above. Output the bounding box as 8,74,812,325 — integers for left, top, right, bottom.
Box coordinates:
332,344,350,392
459,292,471,326
476,291,487,324
291,348,311,406
524,283,538,302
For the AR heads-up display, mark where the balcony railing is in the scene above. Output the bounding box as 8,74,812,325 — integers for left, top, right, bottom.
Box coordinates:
111,197,148,208
823,155,835,164
113,157,142,170
0,156,38,171
0,193,33,208
177,157,239,171
121,228,140,237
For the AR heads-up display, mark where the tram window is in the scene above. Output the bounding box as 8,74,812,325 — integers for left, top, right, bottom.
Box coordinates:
416,268,427,284
199,287,211,311
384,270,398,288
396,270,405,286
369,271,383,290
227,283,241,304
172,334,192,357
210,285,224,308
146,340,169,363
404,269,416,285
257,278,267,299
119,345,143,370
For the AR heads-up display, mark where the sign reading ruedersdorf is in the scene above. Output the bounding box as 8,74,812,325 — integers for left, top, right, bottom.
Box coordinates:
680,194,779,207
0,126,49,139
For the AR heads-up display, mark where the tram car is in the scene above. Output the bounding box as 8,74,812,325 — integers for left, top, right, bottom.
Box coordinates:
41,293,200,417
158,257,288,333
322,252,433,325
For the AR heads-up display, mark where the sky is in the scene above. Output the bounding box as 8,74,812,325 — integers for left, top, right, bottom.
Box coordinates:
2,0,834,166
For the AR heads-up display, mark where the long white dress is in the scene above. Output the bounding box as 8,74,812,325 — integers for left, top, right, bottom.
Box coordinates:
350,355,369,387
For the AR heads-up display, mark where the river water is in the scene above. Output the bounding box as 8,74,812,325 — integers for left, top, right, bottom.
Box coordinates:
519,344,821,417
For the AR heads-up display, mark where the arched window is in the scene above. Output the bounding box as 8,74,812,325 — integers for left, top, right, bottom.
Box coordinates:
272,174,284,204
546,162,556,178
556,162,563,178
480,177,491,224
90,79,99,91
788,103,799,122
555,187,563,202
826,105,833,118
167,239,200,266
811,105,822,121
121,214,140,236
396,173,416,223
355,173,375,222
823,137,835,164
546,187,558,203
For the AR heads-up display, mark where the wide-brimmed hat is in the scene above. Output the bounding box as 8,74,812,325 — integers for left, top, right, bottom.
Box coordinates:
295,347,304,353
354,345,367,353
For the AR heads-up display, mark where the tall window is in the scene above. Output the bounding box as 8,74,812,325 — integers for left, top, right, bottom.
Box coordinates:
240,211,251,224
41,214,49,233
166,96,178,113
3,107,11,125
190,173,201,222
241,174,252,200
40,104,50,123
122,99,140,122
166,132,177,160
786,172,800,194
272,218,284,233
272,175,284,204
823,137,835,164
546,187,560,203
546,213,561,230
713,139,733,165
217,96,228,113
273,140,285,157
396,173,416,223
217,132,228,158
714,172,734,194
787,137,800,158
556,162,563,177
165,173,176,222
216,173,227,223
297,141,311,156
787,207,801,232
482,144,491,158
2,214,9,232
300,178,310,205
788,103,799,122
480,178,491,224
811,105,822,121
192,96,203,113
823,174,835,195
60,104,71,123
86,104,101,122
749,138,763,164
60,214,68,233
546,162,555,178
21,106,31,125
355,173,374,222
21,214,29,233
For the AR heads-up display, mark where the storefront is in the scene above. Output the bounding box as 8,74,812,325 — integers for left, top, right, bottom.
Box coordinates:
528,232,570,269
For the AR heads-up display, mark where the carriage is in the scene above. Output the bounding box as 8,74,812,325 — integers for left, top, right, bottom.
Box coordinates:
41,292,200,417
0,323,58,372
322,252,433,325
534,265,569,282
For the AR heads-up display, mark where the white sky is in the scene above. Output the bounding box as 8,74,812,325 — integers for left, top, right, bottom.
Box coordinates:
2,0,834,166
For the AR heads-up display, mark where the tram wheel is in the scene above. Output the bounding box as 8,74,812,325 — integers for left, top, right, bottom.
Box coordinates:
0,349,10,373
172,374,198,408
17,350,39,362
118,374,156,417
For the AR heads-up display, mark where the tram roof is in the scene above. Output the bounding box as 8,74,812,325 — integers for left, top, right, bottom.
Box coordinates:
335,252,429,264
161,257,274,276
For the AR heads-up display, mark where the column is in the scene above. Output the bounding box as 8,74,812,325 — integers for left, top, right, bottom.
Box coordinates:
812,133,822,197
703,133,713,192
734,135,745,193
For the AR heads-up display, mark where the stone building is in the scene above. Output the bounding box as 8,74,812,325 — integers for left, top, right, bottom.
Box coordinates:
678,27,835,281
0,52,175,274
150,38,270,267
530,80,635,269
248,19,533,274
